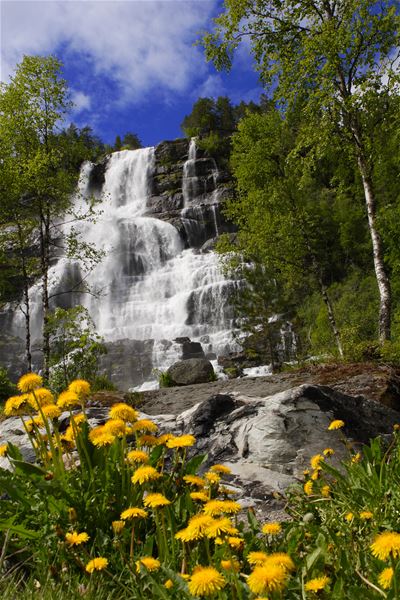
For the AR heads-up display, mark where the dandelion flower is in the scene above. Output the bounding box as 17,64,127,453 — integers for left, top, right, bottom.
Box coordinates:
164,579,174,589
18,373,42,393
248,564,288,594
248,551,269,566
183,475,205,487
360,511,373,520
27,388,54,409
328,419,345,430
68,379,90,397
176,514,214,542
120,507,148,520
131,466,161,485
266,553,295,572
304,481,313,496
65,531,90,546
206,517,238,538
109,403,138,422
157,433,174,445
127,450,149,464
188,566,226,597
323,448,334,456
136,556,160,572
104,419,126,437
221,558,240,571
190,492,209,502
138,434,158,447
351,452,361,463
262,522,282,536
304,575,330,591
4,395,29,416
203,499,241,516
166,434,196,448
378,567,393,590
91,432,115,447
70,413,86,426
85,557,108,573
204,471,221,485
321,485,331,497
227,536,244,549
310,454,324,470
210,464,231,474
112,520,125,534
345,512,354,522
57,391,80,410
131,419,158,433
41,405,61,420
0,444,8,457
370,531,400,560
143,493,171,508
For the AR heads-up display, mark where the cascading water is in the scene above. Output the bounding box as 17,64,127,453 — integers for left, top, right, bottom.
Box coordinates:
12,143,239,388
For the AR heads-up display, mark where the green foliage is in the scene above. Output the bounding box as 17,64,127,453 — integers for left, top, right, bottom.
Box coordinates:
157,370,174,388
0,368,16,404
90,375,117,392
47,306,106,392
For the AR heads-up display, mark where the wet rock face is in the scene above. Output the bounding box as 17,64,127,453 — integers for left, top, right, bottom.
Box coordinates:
98,339,154,390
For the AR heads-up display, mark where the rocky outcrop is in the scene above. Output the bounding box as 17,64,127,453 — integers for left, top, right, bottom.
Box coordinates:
98,339,154,390
167,358,215,386
2,379,399,522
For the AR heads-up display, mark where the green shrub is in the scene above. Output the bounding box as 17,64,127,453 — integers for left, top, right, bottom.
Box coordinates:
157,370,174,388
0,367,16,404
90,375,117,392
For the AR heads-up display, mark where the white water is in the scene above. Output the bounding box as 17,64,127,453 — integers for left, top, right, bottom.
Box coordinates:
14,146,238,385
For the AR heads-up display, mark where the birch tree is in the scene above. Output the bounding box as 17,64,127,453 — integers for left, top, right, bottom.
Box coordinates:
203,0,399,342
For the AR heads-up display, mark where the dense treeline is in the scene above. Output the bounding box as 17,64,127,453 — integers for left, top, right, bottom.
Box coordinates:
192,0,400,362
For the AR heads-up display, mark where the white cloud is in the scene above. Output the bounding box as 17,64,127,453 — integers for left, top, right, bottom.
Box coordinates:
71,90,92,113
1,0,217,101
194,73,225,98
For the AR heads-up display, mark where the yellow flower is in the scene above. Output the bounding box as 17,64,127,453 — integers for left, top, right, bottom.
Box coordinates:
310,454,324,470
248,564,288,594
57,391,80,410
304,575,330,591
188,566,226,597
156,433,174,445
65,531,90,546
120,507,148,520
109,403,138,422
205,517,238,539
190,492,209,502
321,485,331,497
351,452,362,463
127,450,149,464
210,464,231,474
17,373,42,393
311,470,320,481
378,567,393,590
112,520,125,534
360,511,373,520
304,481,313,495
70,413,86,426
166,434,196,448
85,557,108,573
221,558,240,571
204,471,221,485
0,444,8,457
262,522,282,536
323,448,334,456
183,474,205,487
4,395,29,416
164,579,174,589
227,536,244,549
68,379,90,397
104,419,126,437
370,531,400,560
345,512,354,522
131,466,161,485
328,419,345,430
303,469,310,476
41,404,61,420
91,432,115,447
143,493,171,508
138,434,158,447
248,551,269,566
175,515,214,542
132,419,158,433
203,499,241,516
136,556,160,572
266,553,295,572
27,388,54,409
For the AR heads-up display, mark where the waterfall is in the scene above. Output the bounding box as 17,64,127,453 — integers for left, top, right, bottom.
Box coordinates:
12,144,238,388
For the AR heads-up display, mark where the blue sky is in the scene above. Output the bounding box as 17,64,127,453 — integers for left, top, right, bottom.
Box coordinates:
1,0,264,147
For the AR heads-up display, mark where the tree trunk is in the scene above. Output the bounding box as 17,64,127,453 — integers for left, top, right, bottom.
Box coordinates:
357,153,391,342
316,268,344,358
16,224,32,371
